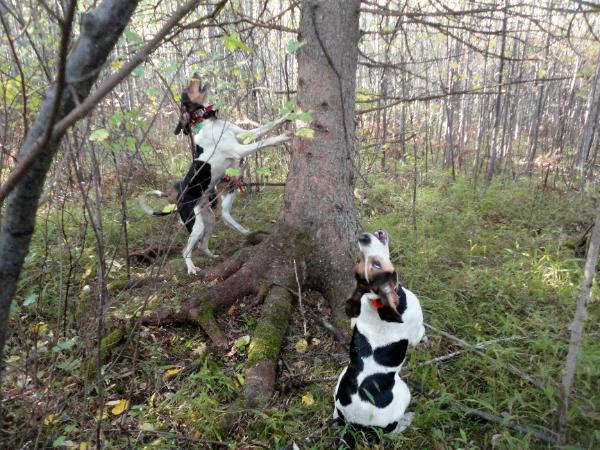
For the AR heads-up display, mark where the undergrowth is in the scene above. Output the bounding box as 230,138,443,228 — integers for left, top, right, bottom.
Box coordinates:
2,171,599,449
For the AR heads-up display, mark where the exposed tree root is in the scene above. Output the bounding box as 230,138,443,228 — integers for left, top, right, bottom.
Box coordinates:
128,245,182,265
80,328,126,379
243,285,293,406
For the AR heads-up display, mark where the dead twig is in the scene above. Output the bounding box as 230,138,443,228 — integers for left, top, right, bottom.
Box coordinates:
425,323,556,399
412,335,526,369
293,259,307,336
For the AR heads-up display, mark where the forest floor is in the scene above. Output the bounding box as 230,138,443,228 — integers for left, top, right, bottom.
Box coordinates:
2,171,599,449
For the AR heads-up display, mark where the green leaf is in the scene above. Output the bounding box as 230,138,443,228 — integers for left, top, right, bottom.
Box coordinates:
224,32,251,53
52,337,78,353
52,436,66,448
89,129,109,142
123,30,143,43
238,131,257,144
289,110,313,123
295,128,314,139
132,65,144,77
162,204,177,214
286,39,306,53
225,167,241,177
256,166,271,176
234,335,251,350
23,293,38,306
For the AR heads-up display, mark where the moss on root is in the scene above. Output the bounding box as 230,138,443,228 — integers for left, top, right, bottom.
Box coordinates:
246,286,293,369
80,328,125,379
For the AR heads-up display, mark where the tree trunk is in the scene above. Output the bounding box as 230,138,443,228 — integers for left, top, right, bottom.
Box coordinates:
0,0,140,378
557,202,600,442
281,0,360,327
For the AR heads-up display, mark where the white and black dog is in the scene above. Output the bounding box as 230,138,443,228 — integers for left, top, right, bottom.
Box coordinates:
333,230,425,445
141,74,290,275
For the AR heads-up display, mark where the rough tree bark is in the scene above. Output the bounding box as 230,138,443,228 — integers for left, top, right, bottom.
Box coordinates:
0,0,140,378
281,0,360,326
142,0,361,405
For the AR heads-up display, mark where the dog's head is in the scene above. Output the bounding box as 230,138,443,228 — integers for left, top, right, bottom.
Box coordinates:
174,73,211,136
346,230,401,320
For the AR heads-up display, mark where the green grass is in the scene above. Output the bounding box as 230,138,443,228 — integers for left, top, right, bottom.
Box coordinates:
3,171,599,449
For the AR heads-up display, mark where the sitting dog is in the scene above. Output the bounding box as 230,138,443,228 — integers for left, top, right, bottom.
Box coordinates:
333,230,425,445
143,73,290,274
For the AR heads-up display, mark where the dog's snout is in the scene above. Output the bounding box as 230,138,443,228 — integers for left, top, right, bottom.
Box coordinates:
358,233,371,244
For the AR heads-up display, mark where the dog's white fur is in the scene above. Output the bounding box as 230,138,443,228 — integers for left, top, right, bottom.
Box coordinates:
183,113,290,274
333,232,425,434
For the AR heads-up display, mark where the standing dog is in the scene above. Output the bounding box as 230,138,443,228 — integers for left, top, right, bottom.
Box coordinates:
333,230,425,445
139,147,250,254
144,74,290,275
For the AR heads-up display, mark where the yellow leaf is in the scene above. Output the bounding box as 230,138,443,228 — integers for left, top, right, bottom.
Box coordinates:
43,414,58,425
79,443,89,450
311,338,321,346
162,367,183,380
35,322,47,334
301,392,315,406
110,399,129,416
295,338,308,354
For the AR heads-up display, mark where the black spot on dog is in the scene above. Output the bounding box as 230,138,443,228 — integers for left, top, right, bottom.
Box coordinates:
373,339,408,367
177,160,212,233
351,328,372,360
382,421,398,433
336,366,359,406
358,372,396,408
396,286,407,315
336,329,372,406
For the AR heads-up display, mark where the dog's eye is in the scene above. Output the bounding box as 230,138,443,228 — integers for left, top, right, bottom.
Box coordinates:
372,261,382,269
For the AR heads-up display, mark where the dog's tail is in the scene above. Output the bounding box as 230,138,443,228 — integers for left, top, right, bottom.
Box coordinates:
138,190,175,216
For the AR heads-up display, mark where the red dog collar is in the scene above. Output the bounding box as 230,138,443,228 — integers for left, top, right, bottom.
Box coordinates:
189,104,214,126
370,297,384,309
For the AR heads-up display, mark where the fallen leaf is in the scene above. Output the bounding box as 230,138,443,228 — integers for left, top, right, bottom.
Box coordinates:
109,399,129,416
35,322,47,334
162,367,183,380
311,338,321,346
295,338,308,353
301,392,315,406
234,335,251,350
43,414,58,426
79,443,89,450
139,422,155,432
227,305,236,315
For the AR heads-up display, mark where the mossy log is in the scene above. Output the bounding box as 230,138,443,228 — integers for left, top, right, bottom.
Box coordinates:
243,285,293,406
80,328,126,379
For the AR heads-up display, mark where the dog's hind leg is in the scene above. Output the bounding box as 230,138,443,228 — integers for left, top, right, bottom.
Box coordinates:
391,412,414,434
183,205,205,275
221,192,249,235
198,207,218,258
